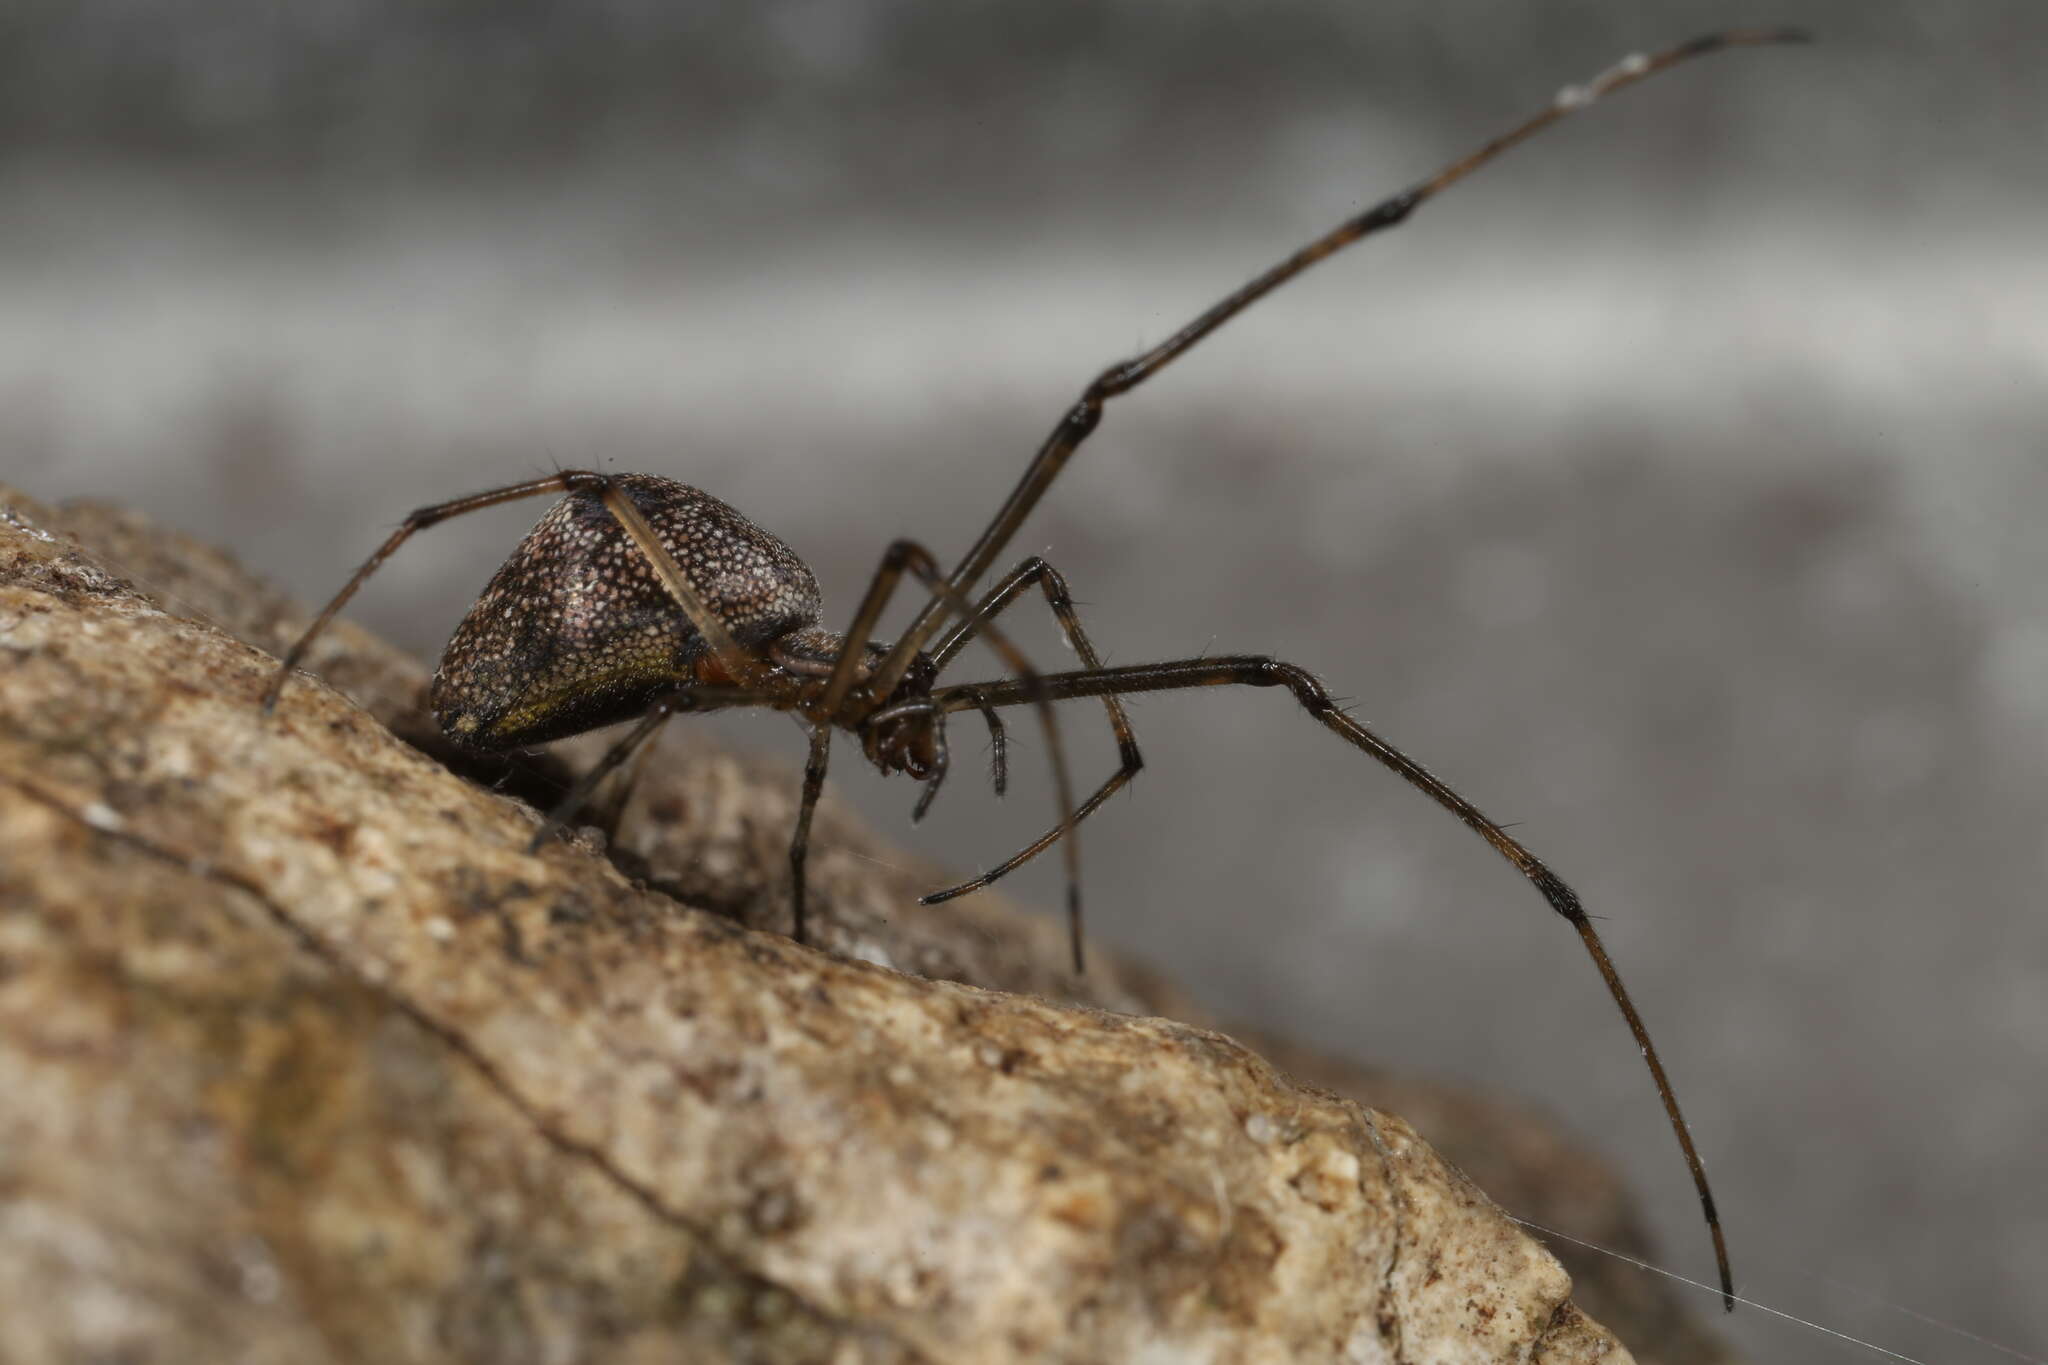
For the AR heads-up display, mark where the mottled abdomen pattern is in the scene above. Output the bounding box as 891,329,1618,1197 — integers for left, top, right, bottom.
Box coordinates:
431,474,820,748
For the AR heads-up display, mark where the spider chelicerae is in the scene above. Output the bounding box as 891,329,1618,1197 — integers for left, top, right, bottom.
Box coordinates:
264,28,1808,1310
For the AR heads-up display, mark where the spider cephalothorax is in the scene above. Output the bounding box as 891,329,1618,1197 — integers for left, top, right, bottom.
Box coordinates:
265,29,1809,1310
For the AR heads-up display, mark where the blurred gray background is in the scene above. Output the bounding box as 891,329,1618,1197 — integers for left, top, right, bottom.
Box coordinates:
4,2,2043,1359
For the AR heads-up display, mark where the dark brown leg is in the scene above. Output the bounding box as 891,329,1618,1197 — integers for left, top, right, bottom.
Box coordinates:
593,482,763,686
874,29,1805,694
934,654,1733,1310
523,683,767,852
909,710,952,824
264,474,600,710
527,699,682,853
920,559,1144,924
587,713,667,844
971,700,1009,798
827,538,1088,971
788,722,833,946
912,694,1008,822
518,678,831,944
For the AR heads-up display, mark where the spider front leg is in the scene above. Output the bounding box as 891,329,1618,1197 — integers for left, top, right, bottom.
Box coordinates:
933,654,1733,1309
920,557,1144,909
886,29,1804,680
790,538,1083,964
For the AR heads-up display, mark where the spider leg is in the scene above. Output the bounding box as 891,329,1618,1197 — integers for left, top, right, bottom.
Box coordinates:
912,697,1012,824
920,558,1143,905
934,654,1733,1310
826,538,1087,970
586,710,667,845
527,695,683,852
528,687,782,847
977,702,1009,797
944,692,1010,803
872,28,1804,690
266,475,588,710
525,682,768,851
788,721,833,947
910,710,950,824
592,481,764,685
263,469,763,710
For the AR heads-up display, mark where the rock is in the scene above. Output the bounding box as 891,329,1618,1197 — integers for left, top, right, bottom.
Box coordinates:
1,483,1684,1362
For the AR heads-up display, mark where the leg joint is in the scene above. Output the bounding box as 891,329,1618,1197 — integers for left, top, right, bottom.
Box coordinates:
1260,658,1333,710
1357,188,1421,232
883,537,931,569
559,469,611,496
1063,395,1106,435
1034,563,1076,610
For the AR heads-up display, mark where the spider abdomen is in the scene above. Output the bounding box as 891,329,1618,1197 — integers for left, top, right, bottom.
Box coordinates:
431,474,819,748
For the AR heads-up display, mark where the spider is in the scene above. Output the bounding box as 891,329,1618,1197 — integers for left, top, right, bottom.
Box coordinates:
264,29,1806,1310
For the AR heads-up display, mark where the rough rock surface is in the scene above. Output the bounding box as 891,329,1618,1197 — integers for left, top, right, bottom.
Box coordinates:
0,484,1718,1363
